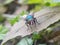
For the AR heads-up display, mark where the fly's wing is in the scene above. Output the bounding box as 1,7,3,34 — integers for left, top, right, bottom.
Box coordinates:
21,14,27,20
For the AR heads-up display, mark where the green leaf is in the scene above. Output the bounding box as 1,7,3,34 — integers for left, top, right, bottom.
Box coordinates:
0,15,5,22
0,28,8,34
45,2,51,6
9,15,20,25
32,32,41,41
0,34,6,40
0,25,3,32
28,0,44,4
17,37,33,45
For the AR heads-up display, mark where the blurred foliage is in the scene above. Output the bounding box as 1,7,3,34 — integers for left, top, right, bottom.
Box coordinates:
1,0,60,13
4,0,13,5
26,0,60,12
31,5,41,12
27,0,60,7
28,0,44,4
45,2,51,6
32,32,41,41
17,37,33,45
0,25,8,40
2,0,60,7
0,34,6,40
0,14,6,23
0,25,8,34
9,15,20,26
32,28,53,44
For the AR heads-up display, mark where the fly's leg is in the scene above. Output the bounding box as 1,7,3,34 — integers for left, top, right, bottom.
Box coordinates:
34,18,40,25
25,22,30,30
